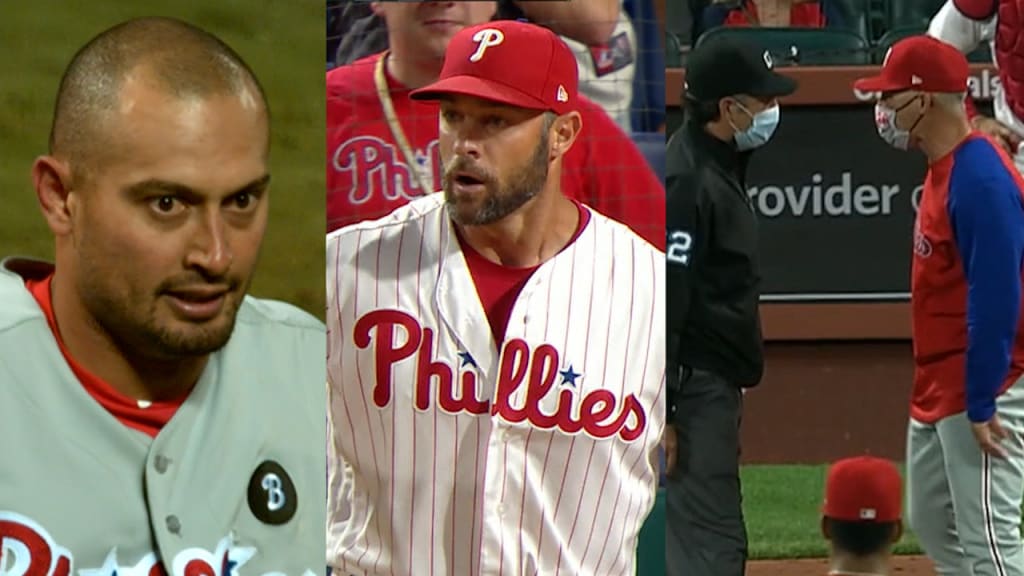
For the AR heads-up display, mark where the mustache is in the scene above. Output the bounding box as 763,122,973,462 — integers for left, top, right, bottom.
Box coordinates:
443,158,494,186
158,275,239,294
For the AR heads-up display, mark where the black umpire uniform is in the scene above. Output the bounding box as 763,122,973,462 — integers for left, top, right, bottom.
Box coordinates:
665,37,797,576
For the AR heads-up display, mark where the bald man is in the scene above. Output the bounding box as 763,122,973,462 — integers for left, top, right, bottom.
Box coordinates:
0,17,324,572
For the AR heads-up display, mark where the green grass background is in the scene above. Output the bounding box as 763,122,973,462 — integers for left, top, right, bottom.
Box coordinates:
743,464,922,559
0,0,325,318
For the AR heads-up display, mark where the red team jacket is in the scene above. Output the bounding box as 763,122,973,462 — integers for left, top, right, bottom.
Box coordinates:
912,132,1024,424
326,52,666,249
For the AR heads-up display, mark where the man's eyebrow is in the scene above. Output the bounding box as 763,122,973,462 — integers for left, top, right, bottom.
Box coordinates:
439,97,522,113
122,174,271,200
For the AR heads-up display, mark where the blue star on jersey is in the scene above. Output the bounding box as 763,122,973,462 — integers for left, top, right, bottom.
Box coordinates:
458,350,478,369
559,365,581,387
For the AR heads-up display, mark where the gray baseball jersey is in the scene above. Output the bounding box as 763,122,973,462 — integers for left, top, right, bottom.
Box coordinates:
0,258,325,574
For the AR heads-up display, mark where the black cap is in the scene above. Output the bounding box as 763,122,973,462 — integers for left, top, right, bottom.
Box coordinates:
685,35,798,102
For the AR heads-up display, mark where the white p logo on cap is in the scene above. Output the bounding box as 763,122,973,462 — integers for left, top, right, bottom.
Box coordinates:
469,29,505,62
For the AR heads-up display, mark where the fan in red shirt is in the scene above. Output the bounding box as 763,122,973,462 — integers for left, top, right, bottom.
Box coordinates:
698,0,843,32
327,1,665,249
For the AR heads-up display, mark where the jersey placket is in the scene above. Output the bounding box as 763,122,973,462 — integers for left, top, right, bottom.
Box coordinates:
478,268,549,574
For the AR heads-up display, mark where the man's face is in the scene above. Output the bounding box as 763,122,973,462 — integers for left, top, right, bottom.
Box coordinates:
438,95,551,226
65,74,269,360
375,1,497,60
723,94,778,132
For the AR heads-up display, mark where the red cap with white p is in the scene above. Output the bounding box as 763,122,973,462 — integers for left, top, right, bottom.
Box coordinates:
410,20,579,115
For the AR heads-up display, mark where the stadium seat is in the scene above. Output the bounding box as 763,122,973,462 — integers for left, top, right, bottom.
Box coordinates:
828,0,873,42
875,25,992,63
666,31,683,68
694,26,873,65
887,0,945,30
631,132,666,184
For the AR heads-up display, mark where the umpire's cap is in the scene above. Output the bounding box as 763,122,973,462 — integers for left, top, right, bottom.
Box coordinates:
684,35,798,102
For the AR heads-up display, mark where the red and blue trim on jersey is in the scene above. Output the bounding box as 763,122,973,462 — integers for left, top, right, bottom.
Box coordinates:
912,132,1024,424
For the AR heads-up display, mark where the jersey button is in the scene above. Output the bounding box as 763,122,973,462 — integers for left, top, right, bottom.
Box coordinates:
154,455,170,473
166,515,181,534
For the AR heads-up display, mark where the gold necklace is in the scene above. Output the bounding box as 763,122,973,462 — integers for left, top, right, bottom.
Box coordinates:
373,51,434,196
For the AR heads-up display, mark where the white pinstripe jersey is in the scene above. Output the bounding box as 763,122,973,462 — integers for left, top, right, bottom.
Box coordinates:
326,194,665,575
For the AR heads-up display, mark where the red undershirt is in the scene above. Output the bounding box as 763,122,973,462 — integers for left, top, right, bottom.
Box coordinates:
26,274,187,437
456,201,591,343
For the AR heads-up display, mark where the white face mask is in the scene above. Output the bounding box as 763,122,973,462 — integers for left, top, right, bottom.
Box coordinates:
874,96,923,151
874,104,910,150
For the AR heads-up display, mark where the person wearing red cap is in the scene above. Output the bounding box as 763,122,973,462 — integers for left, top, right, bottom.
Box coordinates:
855,35,1024,576
820,456,904,576
326,19,665,576
325,1,665,250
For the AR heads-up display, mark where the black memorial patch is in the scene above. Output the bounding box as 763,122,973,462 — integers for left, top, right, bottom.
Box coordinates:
247,460,298,525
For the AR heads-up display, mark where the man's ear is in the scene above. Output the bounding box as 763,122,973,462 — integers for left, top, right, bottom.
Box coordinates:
32,155,76,237
370,2,385,18
549,111,583,159
718,97,733,120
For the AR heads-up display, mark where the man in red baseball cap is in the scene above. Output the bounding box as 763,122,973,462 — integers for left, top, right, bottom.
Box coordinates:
409,19,582,226
326,19,665,576
324,1,665,249
853,34,970,152
820,456,904,576
855,35,1024,576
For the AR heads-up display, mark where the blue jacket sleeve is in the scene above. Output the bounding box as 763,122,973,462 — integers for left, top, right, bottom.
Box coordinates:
948,143,1024,422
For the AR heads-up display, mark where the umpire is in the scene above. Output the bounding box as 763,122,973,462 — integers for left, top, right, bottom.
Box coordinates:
665,35,797,576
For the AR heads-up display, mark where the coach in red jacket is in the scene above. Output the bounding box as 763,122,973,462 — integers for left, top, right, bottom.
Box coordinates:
856,36,1024,576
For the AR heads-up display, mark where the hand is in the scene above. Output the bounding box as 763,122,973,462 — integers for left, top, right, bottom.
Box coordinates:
971,415,1010,459
663,424,678,476
972,115,1021,154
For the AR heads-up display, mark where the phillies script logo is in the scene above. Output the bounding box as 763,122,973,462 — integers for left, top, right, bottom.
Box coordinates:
354,310,647,441
913,220,932,258
332,136,440,203
0,511,256,576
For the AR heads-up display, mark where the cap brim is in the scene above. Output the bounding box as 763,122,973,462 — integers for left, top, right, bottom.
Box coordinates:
410,75,551,111
748,72,798,98
853,75,903,92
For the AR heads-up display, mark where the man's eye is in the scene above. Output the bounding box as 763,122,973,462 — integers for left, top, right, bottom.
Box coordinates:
153,196,180,213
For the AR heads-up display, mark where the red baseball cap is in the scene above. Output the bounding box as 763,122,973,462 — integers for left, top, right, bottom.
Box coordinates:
822,456,902,522
410,20,578,115
853,35,969,93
